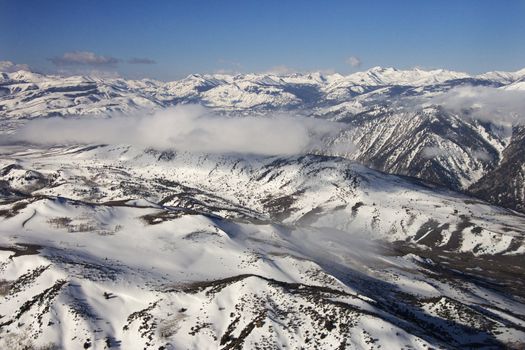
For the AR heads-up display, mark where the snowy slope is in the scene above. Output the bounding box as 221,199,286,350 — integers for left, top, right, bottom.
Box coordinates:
3,66,525,213
0,66,511,119
2,66,525,348
344,66,470,86
0,144,524,349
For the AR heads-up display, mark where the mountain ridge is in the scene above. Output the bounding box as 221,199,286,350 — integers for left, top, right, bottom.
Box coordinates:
2,66,525,348
2,66,525,214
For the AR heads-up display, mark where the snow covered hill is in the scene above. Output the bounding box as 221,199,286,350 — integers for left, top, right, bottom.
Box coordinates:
2,66,523,120
0,145,524,349
1,66,525,348
2,66,525,213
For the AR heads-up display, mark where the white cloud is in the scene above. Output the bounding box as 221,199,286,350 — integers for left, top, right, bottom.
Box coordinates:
50,51,120,66
421,146,447,159
13,105,349,156
0,60,31,72
421,145,493,162
472,149,491,161
346,56,362,68
428,85,525,125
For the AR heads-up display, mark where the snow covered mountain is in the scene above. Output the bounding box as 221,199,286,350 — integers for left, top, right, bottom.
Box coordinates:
470,125,525,213
3,65,519,120
2,66,525,213
343,66,470,86
0,145,524,349
1,66,525,348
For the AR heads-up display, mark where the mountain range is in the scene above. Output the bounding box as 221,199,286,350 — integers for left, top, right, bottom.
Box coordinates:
1,66,525,349
2,66,525,213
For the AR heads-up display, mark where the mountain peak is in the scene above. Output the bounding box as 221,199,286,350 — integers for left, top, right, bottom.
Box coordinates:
367,66,398,72
344,66,469,86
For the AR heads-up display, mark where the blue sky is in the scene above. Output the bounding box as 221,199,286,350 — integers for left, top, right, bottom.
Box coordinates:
1,0,524,80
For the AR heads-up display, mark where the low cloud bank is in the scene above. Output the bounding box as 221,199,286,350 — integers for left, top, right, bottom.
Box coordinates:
13,105,351,156
421,145,492,162
427,86,525,125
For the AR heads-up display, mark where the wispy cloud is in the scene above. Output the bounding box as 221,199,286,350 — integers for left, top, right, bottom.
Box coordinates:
427,85,525,125
345,56,362,68
12,105,349,156
422,145,492,162
0,60,31,72
128,57,156,64
49,51,120,66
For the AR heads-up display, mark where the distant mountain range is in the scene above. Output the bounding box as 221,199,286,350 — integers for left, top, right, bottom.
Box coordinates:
1,67,525,348
2,66,525,214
